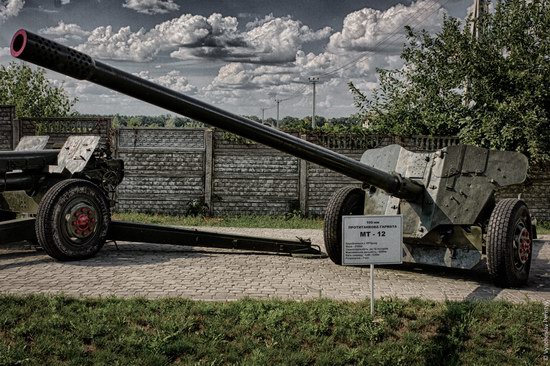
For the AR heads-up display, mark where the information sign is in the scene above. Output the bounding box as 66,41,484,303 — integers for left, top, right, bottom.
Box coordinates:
342,215,403,265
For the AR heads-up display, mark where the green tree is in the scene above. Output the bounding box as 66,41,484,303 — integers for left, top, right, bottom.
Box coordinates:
111,114,121,128
243,115,261,123
0,62,76,117
127,116,142,127
328,114,364,127
165,114,177,128
351,0,550,164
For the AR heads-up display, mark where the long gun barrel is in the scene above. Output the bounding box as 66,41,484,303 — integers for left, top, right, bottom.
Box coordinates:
10,29,423,200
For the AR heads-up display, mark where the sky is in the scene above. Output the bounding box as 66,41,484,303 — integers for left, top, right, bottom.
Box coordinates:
0,0,473,119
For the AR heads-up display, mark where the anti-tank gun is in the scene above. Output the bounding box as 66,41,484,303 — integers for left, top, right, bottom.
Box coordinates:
9,29,534,287
0,136,124,248
0,135,325,259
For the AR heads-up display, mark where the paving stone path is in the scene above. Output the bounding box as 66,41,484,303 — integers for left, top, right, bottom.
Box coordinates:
1,228,548,303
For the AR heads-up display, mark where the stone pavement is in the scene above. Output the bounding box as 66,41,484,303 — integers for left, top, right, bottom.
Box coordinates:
0,227,548,303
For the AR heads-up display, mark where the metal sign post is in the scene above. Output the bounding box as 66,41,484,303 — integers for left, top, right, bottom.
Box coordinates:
370,264,375,315
342,215,403,317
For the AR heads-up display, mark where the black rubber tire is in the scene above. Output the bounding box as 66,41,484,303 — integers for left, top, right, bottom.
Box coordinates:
487,199,533,288
35,179,110,261
324,186,365,265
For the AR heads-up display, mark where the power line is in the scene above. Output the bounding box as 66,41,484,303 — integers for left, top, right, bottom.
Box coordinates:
279,85,309,102
275,99,281,126
316,0,447,78
261,0,451,110
210,0,452,116
309,77,319,128
314,0,450,79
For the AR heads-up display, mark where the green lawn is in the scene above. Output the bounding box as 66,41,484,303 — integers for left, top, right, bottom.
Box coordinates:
0,295,545,365
113,213,550,237
113,212,324,229
537,221,550,235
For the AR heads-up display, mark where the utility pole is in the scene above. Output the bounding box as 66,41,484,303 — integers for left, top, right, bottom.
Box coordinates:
464,0,487,106
470,0,488,40
308,77,319,129
275,99,281,128
260,107,266,124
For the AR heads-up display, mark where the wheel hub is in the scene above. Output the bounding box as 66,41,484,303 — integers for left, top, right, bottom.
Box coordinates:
517,227,531,265
65,203,97,239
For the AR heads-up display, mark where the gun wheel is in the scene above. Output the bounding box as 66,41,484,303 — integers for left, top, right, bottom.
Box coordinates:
324,186,365,265
35,179,110,261
487,199,533,288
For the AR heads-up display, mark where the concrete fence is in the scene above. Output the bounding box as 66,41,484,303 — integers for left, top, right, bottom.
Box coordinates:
114,128,463,217
0,105,16,150
0,105,548,220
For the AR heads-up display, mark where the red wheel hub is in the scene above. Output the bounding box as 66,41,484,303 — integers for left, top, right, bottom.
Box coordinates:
66,204,97,239
517,227,531,264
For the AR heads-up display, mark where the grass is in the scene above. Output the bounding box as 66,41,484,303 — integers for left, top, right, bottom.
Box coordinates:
112,212,324,230
112,213,550,237
0,295,545,365
537,221,550,235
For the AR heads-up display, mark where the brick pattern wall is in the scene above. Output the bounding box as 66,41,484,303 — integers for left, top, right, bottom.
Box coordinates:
0,106,15,150
301,134,460,216
115,129,206,214
114,129,549,221
306,151,362,216
496,167,550,222
212,132,300,215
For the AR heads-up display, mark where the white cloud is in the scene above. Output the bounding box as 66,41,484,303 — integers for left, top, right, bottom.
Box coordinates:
135,70,198,94
77,13,239,62
0,0,24,22
123,0,179,15
169,14,331,64
207,50,400,93
76,13,331,64
0,46,11,64
328,0,445,53
151,13,237,47
203,1,448,116
50,77,112,96
241,16,332,63
77,25,157,62
208,60,314,94
39,21,90,41
31,1,450,118
245,13,276,30
35,6,58,14
209,0,446,93
209,63,254,89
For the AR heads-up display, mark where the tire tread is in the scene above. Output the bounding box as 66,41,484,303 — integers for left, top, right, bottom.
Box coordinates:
324,186,365,265
487,198,531,287
35,179,110,261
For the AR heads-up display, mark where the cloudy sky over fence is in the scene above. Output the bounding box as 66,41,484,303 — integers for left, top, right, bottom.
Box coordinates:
0,0,472,118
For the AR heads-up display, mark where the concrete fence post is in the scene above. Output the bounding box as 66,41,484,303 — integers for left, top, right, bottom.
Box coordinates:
299,134,308,215
11,107,19,149
204,129,214,215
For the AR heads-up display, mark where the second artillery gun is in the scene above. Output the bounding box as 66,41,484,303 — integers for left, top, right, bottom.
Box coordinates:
8,29,534,287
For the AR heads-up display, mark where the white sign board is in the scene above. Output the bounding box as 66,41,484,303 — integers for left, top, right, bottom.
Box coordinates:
342,215,403,265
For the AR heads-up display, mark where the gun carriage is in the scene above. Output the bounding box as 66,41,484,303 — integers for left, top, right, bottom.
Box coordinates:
1,29,535,287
